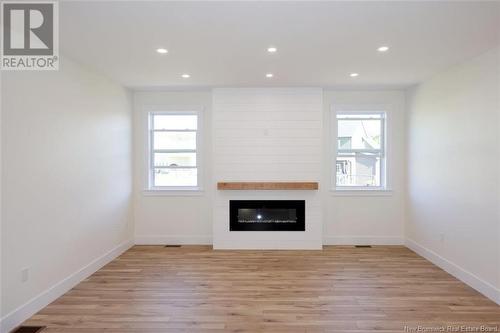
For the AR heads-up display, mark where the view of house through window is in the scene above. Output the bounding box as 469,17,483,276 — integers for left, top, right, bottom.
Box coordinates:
336,113,385,188
149,113,199,188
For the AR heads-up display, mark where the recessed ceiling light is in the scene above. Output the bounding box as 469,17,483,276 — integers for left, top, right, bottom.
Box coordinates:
267,47,277,53
156,48,168,54
266,73,274,78
181,74,190,78
377,46,389,52
349,73,359,77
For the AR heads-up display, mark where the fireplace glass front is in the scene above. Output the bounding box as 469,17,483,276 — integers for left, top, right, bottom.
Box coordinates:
229,200,305,231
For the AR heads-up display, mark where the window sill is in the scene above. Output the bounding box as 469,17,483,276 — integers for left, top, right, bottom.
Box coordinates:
331,188,393,197
143,188,205,197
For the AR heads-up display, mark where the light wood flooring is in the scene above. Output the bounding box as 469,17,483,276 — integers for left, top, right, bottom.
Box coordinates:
23,245,500,332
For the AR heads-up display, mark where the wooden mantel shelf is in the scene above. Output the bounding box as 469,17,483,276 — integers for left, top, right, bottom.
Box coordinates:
217,182,319,190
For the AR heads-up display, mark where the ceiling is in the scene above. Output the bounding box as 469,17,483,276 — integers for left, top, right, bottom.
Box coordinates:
59,1,500,89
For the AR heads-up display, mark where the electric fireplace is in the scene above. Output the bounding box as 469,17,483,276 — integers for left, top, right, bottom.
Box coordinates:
229,200,305,231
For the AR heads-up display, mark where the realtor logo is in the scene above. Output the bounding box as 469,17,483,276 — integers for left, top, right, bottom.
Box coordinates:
1,1,59,70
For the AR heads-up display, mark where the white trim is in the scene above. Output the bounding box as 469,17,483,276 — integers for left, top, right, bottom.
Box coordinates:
143,189,205,196
405,238,500,305
330,105,390,191
145,107,205,191
323,236,403,245
143,105,204,113
331,188,393,196
0,240,134,333
135,235,212,245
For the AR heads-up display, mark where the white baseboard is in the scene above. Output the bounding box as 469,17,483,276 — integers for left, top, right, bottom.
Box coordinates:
405,238,500,305
0,239,134,333
323,236,404,245
135,235,404,247
135,235,212,245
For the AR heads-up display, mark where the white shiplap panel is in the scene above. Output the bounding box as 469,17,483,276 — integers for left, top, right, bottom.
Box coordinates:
214,110,321,121
214,173,319,182
213,88,322,106
214,137,322,147
213,88,323,180
215,163,320,174
215,149,322,158
214,128,321,139
215,120,321,130
212,88,323,249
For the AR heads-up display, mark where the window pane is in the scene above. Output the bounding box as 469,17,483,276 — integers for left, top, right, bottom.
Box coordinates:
154,152,196,167
336,154,381,187
153,132,196,150
337,119,382,150
154,168,197,187
338,137,352,150
153,115,197,130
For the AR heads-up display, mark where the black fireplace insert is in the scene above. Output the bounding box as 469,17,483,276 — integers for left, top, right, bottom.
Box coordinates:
229,200,305,231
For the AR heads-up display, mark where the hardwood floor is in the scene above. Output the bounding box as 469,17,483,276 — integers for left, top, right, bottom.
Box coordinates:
23,246,500,332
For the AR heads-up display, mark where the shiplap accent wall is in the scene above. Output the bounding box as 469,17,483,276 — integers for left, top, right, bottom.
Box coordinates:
212,88,323,249
213,88,322,181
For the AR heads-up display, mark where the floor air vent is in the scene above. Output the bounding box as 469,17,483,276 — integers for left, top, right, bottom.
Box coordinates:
11,326,46,333
355,245,372,248
164,245,182,248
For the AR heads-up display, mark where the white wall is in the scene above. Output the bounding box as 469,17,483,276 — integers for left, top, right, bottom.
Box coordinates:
1,56,133,330
323,90,406,245
0,70,3,323
133,91,212,245
406,47,500,303
133,89,406,246
212,88,323,249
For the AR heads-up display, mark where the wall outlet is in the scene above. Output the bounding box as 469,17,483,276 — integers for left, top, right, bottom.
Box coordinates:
21,267,29,283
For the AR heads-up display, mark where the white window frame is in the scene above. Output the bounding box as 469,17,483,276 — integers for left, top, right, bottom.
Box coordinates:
333,109,387,192
147,110,203,192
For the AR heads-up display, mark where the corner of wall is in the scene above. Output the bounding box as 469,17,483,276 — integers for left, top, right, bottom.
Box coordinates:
404,46,500,305
0,240,133,333
406,238,500,305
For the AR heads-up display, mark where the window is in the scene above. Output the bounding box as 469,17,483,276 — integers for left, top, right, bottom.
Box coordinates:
148,112,200,189
335,112,385,189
